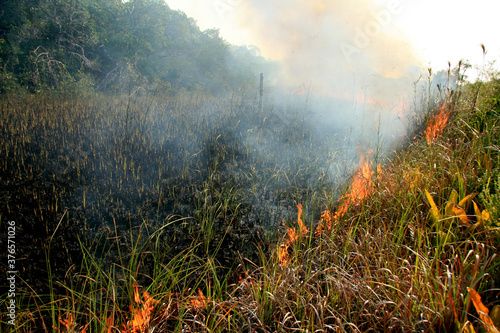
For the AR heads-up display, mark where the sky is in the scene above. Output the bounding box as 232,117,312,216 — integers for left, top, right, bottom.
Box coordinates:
166,0,500,78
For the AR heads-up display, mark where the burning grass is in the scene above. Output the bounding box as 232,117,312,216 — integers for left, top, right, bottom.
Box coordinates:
425,102,452,144
1,71,500,332
315,153,377,235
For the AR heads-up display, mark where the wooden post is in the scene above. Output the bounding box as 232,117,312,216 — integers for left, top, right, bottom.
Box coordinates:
259,73,264,112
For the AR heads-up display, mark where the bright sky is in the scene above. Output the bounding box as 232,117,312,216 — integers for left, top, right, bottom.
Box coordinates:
393,0,500,75
166,0,500,80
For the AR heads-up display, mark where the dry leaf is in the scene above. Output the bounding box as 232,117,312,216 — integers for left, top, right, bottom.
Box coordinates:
482,210,491,223
452,204,470,225
458,193,477,211
449,190,459,205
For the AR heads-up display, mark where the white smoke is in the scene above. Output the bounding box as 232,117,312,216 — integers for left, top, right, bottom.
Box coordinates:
233,0,423,101
225,0,425,163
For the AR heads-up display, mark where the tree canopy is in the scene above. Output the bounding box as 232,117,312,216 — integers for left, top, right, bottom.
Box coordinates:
0,0,268,94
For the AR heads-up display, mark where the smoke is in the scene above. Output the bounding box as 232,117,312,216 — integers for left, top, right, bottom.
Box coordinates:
232,0,423,117
237,1,421,79
224,0,426,168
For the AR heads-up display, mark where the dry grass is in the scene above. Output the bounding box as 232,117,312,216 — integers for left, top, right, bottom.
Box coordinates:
2,69,500,332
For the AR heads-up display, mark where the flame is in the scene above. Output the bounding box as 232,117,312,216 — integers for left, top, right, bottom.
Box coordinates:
57,313,89,333
279,204,309,265
293,84,306,95
316,154,375,235
351,154,374,201
125,282,159,333
58,313,75,332
107,314,115,333
296,203,308,236
425,103,450,144
189,289,209,310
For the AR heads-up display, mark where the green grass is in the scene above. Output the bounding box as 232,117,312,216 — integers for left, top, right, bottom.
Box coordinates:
1,67,500,332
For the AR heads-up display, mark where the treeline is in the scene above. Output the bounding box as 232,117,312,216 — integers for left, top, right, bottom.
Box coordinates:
0,0,269,95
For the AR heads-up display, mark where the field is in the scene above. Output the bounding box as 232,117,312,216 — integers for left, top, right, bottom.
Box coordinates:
1,73,500,332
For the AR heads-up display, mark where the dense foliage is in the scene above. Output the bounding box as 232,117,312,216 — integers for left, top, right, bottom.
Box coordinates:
0,0,267,94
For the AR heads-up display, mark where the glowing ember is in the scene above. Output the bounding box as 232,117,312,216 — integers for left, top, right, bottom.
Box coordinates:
425,103,450,144
316,154,375,235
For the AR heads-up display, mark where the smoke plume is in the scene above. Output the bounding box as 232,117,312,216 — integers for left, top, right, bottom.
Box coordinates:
234,0,423,114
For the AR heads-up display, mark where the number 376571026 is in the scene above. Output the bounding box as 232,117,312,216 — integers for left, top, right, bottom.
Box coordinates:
7,221,16,264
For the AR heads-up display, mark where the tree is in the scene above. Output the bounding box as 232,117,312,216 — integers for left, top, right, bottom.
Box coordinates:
0,0,266,94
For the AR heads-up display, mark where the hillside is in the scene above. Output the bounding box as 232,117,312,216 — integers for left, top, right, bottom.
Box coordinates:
0,0,268,94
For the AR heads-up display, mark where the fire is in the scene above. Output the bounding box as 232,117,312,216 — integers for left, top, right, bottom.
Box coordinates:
316,154,375,235
425,103,450,144
351,154,374,201
278,204,309,265
189,288,210,310
58,313,76,332
124,282,159,333
295,203,308,236
57,285,212,332
57,312,89,332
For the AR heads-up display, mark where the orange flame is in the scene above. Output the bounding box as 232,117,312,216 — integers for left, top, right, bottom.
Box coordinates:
316,154,375,235
124,282,159,333
57,313,89,333
58,313,75,332
189,288,209,310
279,204,309,265
425,103,450,144
350,154,374,201
106,314,115,333
293,84,306,95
